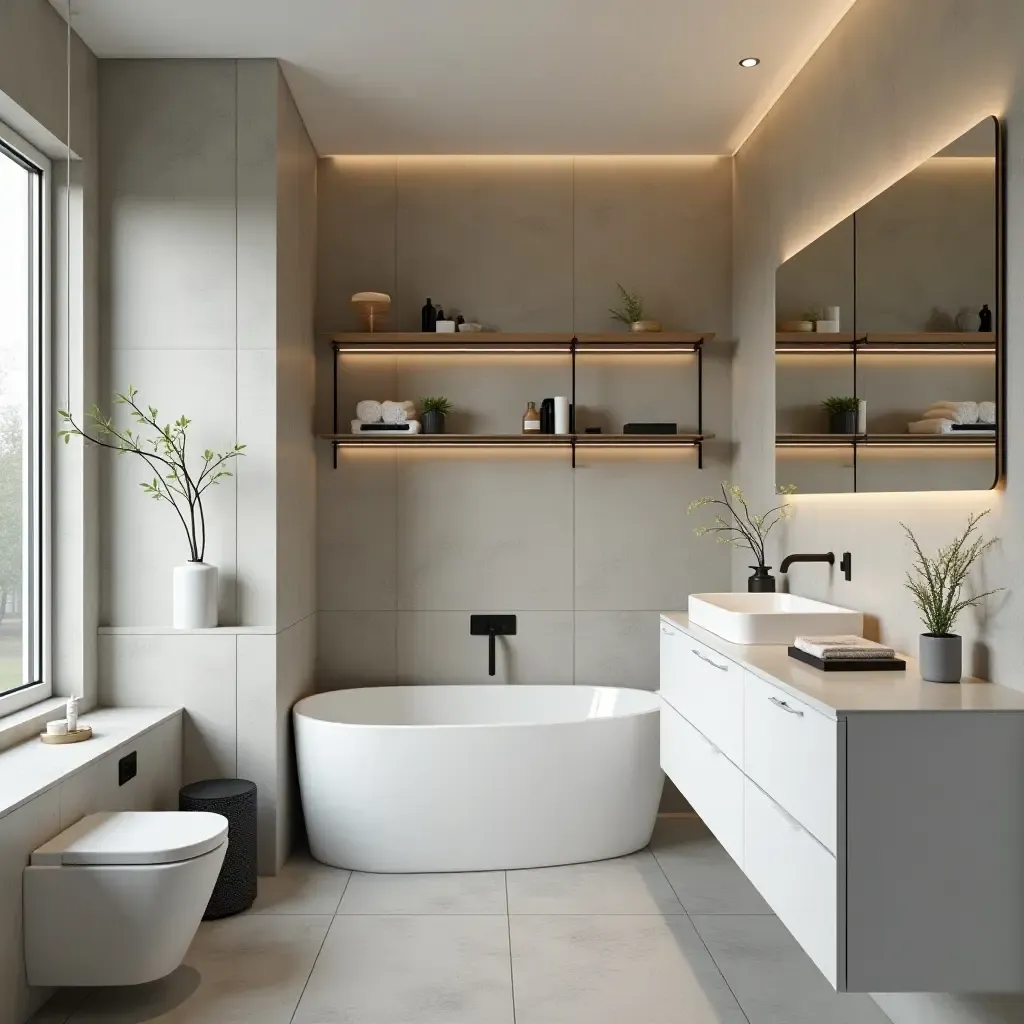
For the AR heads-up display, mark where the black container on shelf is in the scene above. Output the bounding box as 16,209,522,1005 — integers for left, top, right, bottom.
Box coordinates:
979,304,993,332
540,398,555,434
748,566,776,593
828,410,858,434
422,410,446,434
421,298,437,332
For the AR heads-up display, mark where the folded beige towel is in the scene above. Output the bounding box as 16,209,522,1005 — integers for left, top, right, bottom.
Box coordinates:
795,635,896,660
923,401,979,424
909,418,954,434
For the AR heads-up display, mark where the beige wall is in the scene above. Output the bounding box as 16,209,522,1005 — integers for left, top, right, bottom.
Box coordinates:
734,0,1024,1020
98,59,318,872
315,157,733,698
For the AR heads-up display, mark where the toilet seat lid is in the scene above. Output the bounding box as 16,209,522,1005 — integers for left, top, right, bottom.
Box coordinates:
31,811,229,866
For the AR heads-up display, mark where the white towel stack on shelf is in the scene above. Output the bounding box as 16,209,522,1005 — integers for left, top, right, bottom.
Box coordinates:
908,400,996,435
351,399,420,435
794,635,896,661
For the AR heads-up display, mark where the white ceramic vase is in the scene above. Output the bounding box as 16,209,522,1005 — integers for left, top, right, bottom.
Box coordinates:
173,562,218,629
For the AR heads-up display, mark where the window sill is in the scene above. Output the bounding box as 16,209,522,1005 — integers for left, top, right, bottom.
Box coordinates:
0,705,183,820
0,696,69,754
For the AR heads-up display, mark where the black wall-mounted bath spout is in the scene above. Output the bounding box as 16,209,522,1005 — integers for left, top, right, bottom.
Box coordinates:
470,615,517,677
779,552,835,574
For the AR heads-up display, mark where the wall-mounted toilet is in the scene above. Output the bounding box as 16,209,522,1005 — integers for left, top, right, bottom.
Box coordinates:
24,810,228,987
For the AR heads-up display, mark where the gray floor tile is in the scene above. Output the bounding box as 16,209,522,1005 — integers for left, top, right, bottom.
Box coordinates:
67,915,331,1023
292,914,514,1024
507,851,683,915
651,816,773,915
250,853,351,915
691,915,893,1024
510,914,747,1024
338,870,507,915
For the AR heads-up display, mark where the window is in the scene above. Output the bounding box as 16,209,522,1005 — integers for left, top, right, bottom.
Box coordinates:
0,122,49,715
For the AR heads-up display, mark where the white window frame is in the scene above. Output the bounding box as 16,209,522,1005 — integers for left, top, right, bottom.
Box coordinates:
0,119,51,719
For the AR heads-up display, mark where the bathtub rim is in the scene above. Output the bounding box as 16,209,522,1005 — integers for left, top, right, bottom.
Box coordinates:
293,683,662,731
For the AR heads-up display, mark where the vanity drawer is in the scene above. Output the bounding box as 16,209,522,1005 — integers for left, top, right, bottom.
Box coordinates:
660,699,743,866
660,624,743,766
743,670,837,853
744,777,838,988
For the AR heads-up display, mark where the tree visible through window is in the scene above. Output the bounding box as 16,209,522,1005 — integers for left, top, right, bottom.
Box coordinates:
0,130,45,703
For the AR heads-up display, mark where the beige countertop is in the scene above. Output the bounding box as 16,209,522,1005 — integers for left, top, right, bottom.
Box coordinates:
660,613,1024,718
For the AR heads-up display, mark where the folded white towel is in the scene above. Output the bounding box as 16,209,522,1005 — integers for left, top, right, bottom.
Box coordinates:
795,635,896,660
909,418,954,434
356,400,384,424
923,401,979,424
979,401,997,424
351,419,421,435
382,400,417,425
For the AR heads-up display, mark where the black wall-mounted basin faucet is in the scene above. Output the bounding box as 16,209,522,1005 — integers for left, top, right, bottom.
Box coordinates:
779,551,853,582
470,614,517,677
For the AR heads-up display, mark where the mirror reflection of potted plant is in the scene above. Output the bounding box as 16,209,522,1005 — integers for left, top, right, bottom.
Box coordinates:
609,284,661,333
420,396,453,435
58,387,245,629
902,511,1003,683
822,396,860,434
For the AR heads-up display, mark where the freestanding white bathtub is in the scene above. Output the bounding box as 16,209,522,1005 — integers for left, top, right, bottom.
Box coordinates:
293,685,663,873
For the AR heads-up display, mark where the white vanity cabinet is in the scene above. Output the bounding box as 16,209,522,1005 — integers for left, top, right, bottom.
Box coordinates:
659,613,1024,994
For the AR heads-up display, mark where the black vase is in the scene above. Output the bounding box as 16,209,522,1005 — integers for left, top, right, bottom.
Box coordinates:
748,566,776,593
422,410,445,434
828,409,858,434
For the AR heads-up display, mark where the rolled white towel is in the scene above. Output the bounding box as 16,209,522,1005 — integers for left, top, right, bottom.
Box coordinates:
909,418,954,434
978,401,997,424
355,400,383,424
351,419,421,435
382,400,417,425
922,401,978,424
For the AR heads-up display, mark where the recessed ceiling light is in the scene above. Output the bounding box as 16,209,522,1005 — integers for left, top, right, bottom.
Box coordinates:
739,57,761,68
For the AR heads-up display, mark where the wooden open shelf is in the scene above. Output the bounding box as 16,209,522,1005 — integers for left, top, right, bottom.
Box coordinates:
776,433,996,449
776,332,996,354
324,433,710,447
330,331,712,354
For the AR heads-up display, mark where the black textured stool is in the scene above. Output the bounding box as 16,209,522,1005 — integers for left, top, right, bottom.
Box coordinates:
179,778,258,919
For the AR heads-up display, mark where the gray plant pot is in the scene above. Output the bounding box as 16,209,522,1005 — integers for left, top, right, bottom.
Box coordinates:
828,409,858,434
919,633,962,684
422,409,445,435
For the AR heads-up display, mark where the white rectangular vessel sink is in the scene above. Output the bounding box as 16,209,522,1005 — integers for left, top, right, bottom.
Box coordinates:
688,592,863,646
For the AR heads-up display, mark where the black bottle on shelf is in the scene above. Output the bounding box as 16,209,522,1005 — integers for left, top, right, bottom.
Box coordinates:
455,314,465,332
979,304,993,332
540,398,554,433
421,298,437,333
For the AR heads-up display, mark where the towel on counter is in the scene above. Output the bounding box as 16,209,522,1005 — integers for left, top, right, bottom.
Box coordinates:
795,635,896,660
908,418,954,434
351,419,421,435
922,401,979,424
355,400,384,424
979,401,997,424
382,400,417,425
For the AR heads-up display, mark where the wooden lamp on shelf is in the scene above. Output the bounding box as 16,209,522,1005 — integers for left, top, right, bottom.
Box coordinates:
351,292,391,333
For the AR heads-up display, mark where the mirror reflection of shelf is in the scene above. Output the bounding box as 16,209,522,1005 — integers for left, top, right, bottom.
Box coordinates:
776,332,996,354
776,433,996,449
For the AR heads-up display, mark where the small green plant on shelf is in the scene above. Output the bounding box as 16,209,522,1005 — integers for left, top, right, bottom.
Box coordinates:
687,482,797,569
901,511,1002,637
821,396,860,415
420,397,454,417
608,284,646,326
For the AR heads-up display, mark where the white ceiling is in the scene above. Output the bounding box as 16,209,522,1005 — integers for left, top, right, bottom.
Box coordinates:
57,0,856,155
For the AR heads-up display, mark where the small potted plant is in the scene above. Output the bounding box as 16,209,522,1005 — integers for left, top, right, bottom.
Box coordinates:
59,387,244,629
902,511,1002,683
689,482,797,592
822,396,860,434
420,396,453,435
609,284,661,333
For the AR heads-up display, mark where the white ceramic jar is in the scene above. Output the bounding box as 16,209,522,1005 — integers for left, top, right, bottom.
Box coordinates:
173,562,218,629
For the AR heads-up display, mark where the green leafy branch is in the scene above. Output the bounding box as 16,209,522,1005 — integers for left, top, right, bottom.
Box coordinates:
58,386,245,562
608,284,645,325
901,511,1002,636
688,481,797,567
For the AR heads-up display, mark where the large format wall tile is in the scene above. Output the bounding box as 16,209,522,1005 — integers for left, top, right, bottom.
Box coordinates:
397,611,574,686
100,60,238,352
99,349,239,627
573,611,660,690
394,158,574,332
396,456,573,611
317,611,398,689
572,157,733,336
99,634,238,784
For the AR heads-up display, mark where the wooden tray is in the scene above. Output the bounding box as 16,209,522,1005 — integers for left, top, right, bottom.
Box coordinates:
40,725,93,744
788,646,906,672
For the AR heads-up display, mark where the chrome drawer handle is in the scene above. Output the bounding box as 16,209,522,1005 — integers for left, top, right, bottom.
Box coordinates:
691,649,728,672
661,626,676,636
769,696,804,717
